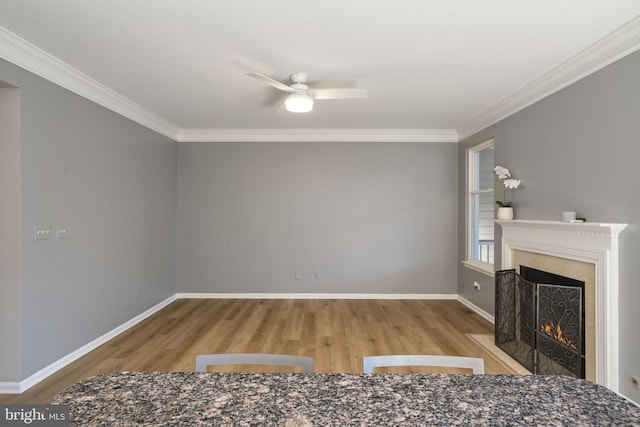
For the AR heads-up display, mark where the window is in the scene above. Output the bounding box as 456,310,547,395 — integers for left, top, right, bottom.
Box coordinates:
465,139,494,275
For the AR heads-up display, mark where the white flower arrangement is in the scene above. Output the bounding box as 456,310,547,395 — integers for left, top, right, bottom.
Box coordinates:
494,166,521,207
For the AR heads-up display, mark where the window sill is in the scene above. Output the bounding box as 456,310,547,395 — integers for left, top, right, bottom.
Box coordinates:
462,260,495,278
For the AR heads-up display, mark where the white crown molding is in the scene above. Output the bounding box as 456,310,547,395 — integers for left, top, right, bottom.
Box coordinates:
0,26,456,145
457,15,640,141
176,128,459,143
0,26,179,140
5,15,640,145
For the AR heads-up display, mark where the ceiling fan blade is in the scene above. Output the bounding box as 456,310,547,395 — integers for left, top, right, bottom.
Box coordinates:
246,72,293,93
310,88,368,100
274,101,287,116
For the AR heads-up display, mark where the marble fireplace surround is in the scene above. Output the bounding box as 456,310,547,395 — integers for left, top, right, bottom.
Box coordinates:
496,220,627,391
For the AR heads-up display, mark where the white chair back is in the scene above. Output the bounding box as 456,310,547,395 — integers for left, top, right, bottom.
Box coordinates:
196,353,314,373
363,355,484,374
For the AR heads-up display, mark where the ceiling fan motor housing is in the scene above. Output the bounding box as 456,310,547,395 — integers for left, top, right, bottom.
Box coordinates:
287,76,314,112
289,73,308,84
290,83,310,92
246,70,367,112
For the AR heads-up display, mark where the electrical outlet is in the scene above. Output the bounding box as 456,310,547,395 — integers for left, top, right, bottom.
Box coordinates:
313,271,320,280
269,272,277,280
295,272,302,280
135,287,141,298
632,376,640,389
55,224,69,239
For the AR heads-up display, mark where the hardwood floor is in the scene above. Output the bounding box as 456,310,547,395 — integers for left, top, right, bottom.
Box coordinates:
0,299,512,404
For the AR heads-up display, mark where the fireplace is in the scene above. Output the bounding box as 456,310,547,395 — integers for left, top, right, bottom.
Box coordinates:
495,268,585,378
495,220,626,391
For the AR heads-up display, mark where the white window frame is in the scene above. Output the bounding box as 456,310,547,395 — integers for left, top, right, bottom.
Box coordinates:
463,139,495,277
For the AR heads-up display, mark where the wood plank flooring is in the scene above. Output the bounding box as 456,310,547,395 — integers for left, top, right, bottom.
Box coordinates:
0,299,512,404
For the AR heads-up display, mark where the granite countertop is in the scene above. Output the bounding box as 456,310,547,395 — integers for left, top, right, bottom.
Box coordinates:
50,372,640,426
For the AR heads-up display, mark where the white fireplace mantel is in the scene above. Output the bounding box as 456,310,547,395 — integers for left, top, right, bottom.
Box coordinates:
496,219,627,391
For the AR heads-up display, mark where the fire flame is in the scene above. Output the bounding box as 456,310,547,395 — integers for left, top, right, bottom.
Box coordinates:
540,320,578,351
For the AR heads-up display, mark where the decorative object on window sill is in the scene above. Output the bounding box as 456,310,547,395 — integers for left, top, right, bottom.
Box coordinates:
494,165,521,219
497,206,514,220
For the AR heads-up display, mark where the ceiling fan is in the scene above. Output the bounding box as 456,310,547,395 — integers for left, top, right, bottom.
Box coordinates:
246,72,368,113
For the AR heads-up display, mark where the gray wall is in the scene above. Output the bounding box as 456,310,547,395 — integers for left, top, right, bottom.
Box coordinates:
178,141,458,294
0,85,21,381
457,50,640,402
0,59,178,380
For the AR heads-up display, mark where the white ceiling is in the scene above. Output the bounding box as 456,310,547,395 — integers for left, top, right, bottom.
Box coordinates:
1,1,640,142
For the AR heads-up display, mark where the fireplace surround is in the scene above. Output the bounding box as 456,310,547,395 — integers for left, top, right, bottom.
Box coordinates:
495,220,626,391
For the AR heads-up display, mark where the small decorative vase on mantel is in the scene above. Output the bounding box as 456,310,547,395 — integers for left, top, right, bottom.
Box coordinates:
497,207,514,220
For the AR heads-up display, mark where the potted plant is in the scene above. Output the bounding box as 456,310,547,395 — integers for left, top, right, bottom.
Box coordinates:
494,166,521,220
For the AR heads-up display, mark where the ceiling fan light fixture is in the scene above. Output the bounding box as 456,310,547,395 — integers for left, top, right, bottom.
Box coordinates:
285,91,314,113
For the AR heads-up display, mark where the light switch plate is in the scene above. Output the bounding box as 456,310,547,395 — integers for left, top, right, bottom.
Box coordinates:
34,225,51,240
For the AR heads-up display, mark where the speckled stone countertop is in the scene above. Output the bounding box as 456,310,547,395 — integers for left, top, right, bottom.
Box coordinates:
50,372,640,426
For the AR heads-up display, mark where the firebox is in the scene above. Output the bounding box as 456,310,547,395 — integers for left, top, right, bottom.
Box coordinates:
495,268,585,379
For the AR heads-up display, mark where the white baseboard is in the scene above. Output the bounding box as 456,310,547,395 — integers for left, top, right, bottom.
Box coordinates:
0,294,177,394
457,295,495,324
0,381,21,394
176,293,459,300
1,292,493,395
